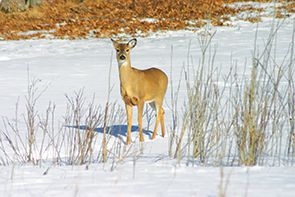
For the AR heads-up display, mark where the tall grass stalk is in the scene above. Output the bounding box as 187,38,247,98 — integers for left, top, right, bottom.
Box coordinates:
168,45,183,157
287,21,295,160
102,50,114,163
25,67,50,163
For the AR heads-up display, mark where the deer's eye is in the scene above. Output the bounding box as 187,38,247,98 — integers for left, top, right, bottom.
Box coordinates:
126,49,129,52
116,49,120,52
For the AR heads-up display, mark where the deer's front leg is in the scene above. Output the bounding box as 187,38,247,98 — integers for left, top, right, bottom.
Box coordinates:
125,103,133,145
137,101,144,142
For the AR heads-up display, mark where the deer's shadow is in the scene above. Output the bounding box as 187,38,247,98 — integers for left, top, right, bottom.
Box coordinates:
67,125,153,140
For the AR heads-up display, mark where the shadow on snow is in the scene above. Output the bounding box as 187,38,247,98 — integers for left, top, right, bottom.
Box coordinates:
66,125,154,142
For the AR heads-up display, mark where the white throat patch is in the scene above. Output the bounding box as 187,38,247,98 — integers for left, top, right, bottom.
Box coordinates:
118,60,128,67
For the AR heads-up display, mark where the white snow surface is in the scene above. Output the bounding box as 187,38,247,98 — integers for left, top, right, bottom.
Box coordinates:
1,12,295,197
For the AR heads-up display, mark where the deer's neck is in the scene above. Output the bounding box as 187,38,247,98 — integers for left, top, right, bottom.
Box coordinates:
118,61,134,85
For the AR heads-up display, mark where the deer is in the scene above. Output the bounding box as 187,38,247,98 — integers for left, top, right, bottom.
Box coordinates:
111,38,168,145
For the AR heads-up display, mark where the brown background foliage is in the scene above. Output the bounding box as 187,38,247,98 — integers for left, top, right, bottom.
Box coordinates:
0,0,294,40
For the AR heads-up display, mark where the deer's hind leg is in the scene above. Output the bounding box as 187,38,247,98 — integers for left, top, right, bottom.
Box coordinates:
160,108,165,137
149,100,165,140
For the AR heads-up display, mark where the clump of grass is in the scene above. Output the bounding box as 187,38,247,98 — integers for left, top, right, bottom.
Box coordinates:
233,24,282,165
171,19,295,166
173,29,230,166
0,68,54,165
63,90,104,165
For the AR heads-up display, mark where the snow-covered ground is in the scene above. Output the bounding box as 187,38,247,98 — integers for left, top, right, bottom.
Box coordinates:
1,5,295,197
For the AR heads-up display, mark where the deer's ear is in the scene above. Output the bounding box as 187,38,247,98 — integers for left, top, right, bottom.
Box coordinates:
128,38,137,49
111,38,118,47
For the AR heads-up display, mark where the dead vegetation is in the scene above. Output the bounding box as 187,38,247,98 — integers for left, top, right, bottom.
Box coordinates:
0,0,294,40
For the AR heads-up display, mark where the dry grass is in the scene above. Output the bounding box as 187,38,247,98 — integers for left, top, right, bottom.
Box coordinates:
171,19,295,166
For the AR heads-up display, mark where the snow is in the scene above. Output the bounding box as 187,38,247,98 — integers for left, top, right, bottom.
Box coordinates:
1,9,295,197
1,164,295,196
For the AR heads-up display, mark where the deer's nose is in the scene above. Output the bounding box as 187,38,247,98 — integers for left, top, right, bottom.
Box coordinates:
120,55,126,60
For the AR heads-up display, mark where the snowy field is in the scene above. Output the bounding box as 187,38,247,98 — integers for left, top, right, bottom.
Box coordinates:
1,4,295,197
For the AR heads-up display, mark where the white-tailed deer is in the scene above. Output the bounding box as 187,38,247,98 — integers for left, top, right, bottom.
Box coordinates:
111,38,168,145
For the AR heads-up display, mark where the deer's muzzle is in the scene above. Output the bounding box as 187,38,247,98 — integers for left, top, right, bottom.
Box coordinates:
120,55,126,60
